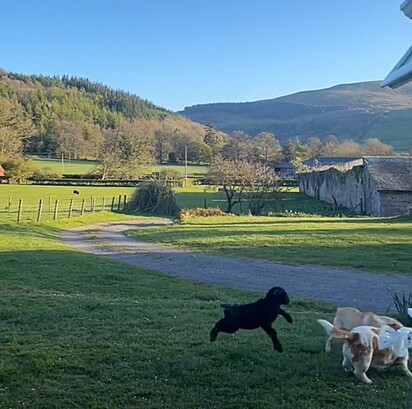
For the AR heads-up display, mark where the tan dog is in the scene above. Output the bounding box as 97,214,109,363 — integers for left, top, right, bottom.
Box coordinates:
318,319,412,384
324,307,403,352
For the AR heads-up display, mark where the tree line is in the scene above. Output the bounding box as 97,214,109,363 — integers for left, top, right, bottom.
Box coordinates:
0,69,402,182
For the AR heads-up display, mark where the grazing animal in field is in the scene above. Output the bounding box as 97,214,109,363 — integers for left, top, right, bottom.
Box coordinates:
318,319,412,384
73,190,80,195
324,307,403,352
210,287,292,352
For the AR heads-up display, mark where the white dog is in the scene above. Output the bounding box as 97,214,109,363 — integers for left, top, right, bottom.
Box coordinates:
324,307,403,352
318,319,412,384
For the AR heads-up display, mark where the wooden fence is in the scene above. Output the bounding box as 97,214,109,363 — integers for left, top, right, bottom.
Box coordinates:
2,195,131,223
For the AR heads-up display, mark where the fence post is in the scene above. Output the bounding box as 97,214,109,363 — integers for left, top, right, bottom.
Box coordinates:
111,196,115,211
48,195,51,212
91,197,96,213
8,197,11,212
68,199,74,219
204,197,207,209
102,197,106,212
81,199,86,216
53,199,59,221
123,195,127,211
117,195,121,211
17,199,23,223
37,199,43,222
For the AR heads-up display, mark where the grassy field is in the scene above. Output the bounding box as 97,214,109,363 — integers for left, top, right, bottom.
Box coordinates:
0,185,136,222
0,184,341,224
30,158,209,176
1,214,411,408
128,215,412,275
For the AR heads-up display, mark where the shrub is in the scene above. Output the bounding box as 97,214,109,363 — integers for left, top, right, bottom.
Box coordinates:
386,290,412,326
129,180,180,216
178,207,227,222
31,167,60,180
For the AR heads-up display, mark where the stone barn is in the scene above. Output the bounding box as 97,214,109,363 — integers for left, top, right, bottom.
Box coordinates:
299,156,412,217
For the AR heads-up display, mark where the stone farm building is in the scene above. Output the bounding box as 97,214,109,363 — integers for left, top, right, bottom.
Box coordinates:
299,156,412,217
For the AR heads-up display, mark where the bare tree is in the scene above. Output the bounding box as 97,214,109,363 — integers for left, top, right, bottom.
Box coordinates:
206,157,279,215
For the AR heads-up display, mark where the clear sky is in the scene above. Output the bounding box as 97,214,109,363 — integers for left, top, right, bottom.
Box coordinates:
1,1,411,111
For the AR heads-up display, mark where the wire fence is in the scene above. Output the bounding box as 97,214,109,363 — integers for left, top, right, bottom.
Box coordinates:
0,194,131,223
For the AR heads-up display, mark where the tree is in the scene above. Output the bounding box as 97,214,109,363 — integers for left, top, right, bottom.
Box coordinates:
187,140,212,163
321,135,339,157
283,138,310,162
206,157,279,215
0,97,34,159
243,163,280,216
98,119,154,179
307,137,323,159
251,132,283,165
362,138,395,156
334,139,362,157
221,131,251,162
206,157,249,213
203,124,224,159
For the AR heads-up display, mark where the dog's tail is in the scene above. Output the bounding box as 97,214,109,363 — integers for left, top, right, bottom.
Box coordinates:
317,319,353,340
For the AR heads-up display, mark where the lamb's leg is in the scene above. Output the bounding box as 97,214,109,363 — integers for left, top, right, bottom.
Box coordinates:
210,318,238,342
261,324,283,352
279,308,293,323
398,358,412,378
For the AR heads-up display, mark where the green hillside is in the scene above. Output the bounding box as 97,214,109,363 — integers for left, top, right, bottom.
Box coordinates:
180,81,412,152
0,70,206,163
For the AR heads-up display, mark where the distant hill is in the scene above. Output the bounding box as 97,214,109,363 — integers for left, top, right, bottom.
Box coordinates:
180,81,412,152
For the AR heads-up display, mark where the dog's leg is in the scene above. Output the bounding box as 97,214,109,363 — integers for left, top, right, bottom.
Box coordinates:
353,360,373,384
279,308,293,323
261,324,283,352
342,356,353,372
210,318,238,342
325,335,333,353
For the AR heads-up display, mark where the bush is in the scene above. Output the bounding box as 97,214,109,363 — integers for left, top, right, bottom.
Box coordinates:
178,207,227,222
129,181,180,216
31,167,60,180
386,290,412,326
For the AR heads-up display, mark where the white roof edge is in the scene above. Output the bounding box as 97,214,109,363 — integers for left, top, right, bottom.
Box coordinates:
381,44,412,88
401,0,412,18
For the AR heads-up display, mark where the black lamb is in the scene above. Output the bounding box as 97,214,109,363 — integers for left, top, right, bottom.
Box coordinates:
209,286,292,352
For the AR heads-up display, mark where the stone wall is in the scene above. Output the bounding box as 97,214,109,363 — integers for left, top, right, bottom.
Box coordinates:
299,166,381,215
299,162,412,217
379,192,412,217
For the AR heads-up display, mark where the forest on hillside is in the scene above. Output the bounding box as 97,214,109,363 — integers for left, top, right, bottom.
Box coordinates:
0,70,214,178
0,70,404,181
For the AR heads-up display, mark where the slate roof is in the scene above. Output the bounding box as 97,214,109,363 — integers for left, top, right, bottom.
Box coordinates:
363,156,412,191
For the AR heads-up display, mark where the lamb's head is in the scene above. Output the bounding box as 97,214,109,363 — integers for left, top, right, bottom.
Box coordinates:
266,287,289,305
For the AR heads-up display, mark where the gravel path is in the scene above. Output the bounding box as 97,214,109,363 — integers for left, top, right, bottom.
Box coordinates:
61,220,411,313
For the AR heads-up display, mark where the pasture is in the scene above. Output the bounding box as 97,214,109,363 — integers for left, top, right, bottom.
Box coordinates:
30,158,209,176
0,214,410,408
0,184,339,223
128,215,412,275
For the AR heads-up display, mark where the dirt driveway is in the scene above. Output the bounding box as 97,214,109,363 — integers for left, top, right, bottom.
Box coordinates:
61,220,411,313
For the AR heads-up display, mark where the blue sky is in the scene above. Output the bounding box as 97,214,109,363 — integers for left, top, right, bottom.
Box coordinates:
1,1,411,111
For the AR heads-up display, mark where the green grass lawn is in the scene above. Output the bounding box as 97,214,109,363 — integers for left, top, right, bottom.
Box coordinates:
30,158,209,176
0,214,411,408
128,215,412,274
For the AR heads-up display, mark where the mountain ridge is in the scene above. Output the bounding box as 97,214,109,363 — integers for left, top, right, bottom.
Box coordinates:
179,81,412,152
